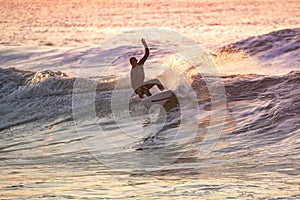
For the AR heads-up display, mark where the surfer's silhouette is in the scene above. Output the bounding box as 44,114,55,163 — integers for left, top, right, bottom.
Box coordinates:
130,38,164,98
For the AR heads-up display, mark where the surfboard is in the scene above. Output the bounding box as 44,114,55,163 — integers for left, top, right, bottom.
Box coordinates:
142,90,174,109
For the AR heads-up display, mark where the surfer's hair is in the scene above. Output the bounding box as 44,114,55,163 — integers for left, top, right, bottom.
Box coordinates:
130,57,137,64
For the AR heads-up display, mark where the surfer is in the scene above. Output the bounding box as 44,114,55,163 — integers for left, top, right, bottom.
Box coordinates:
130,38,164,98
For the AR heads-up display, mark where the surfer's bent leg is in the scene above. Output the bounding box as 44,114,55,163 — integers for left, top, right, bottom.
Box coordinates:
134,79,164,98
135,86,152,98
144,79,164,91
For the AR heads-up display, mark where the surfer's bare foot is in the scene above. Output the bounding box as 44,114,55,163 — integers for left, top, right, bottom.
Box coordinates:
136,90,144,98
157,84,164,91
145,89,152,96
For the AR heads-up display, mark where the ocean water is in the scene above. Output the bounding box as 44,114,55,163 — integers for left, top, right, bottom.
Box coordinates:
1,0,300,199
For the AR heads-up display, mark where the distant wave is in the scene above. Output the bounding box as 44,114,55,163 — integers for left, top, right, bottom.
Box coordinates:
223,28,300,57
216,28,300,73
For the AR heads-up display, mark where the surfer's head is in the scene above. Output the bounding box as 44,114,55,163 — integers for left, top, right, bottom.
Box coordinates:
130,57,138,67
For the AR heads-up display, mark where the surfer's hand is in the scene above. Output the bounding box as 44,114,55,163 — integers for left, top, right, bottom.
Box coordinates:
141,38,148,48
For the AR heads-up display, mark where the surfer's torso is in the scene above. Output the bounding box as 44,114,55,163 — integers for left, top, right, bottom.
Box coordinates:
130,65,145,90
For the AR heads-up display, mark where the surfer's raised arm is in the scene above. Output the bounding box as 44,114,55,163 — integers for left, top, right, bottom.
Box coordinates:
138,38,149,65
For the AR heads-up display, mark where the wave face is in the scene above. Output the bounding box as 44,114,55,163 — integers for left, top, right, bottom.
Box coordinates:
1,67,299,159
224,71,300,153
